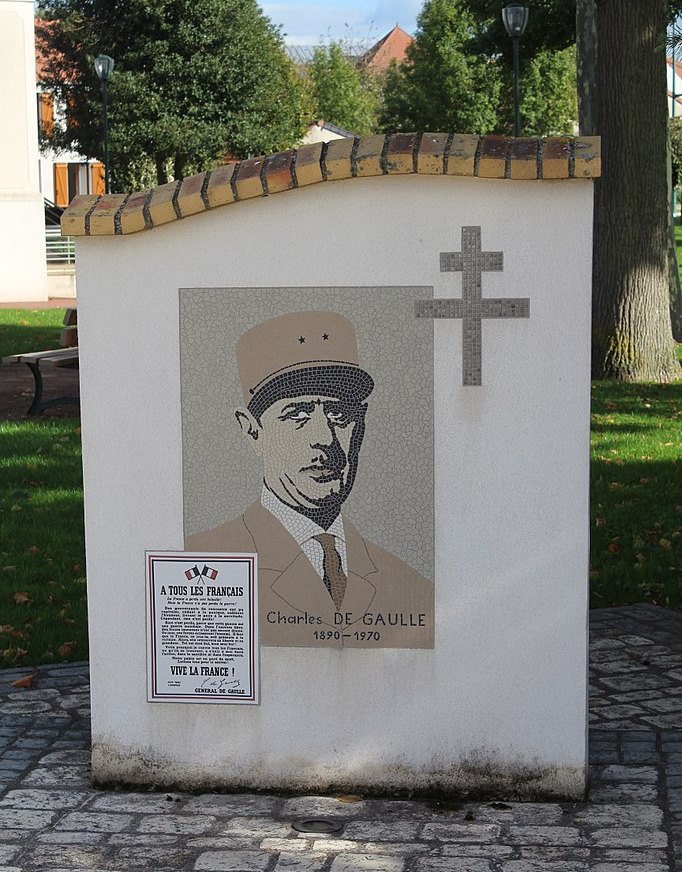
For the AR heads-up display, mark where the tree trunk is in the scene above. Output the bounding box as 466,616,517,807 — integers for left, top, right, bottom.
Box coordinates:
174,154,186,182
155,156,168,186
576,0,597,136
667,124,682,341
591,0,680,381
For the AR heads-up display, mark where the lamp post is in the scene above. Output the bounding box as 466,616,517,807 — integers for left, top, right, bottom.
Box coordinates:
502,3,529,137
94,54,115,193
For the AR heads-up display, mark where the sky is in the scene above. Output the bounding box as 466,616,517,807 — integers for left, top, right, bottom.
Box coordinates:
260,0,422,46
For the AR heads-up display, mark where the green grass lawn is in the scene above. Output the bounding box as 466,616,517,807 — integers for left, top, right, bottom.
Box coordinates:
0,308,65,358
0,309,680,667
0,418,86,668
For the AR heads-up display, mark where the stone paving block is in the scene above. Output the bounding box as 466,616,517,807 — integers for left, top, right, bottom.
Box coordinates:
596,849,668,863
118,844,194,865
187,837,260,850
0,833,27,844
375,800,434,819
21,764,91,787
420,822,500,842
600,675,672,691
597,765,658,783
88,792,182,813
475,803,564,824
501,863,587,872
506,825,585,846
37,831,105,844
108,833,179,846
573,802,663,827
275,854,328,872
0,849,19,865
13,738,51,749
331,855,405,872
282,796,373,819
21,845,109,867
363,842,432,855
310,839,360,853
590,866,668,872
343,822,420,841
589,751,620,765
593,661,648,676
591,639,626,651
414,859,492,872
55,811,132,832
220,816,291,837
138,813,217,834
0,760,29,772
588,783,659,803
588,827,668,848
38,749,90,765
642,713,682,728
0,808,55,829
261,837,310,852
518,847,589,860
441,845,514,858
195,850,273,870
184,794,279,815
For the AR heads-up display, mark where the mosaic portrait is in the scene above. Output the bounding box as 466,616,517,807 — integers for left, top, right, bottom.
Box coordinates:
180,288,435,649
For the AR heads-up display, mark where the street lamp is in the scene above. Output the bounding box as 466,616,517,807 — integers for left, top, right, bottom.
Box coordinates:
94,54,115,193
502,3,529,137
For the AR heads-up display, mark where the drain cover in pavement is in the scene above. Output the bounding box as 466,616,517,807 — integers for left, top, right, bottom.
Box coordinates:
291,818,344,835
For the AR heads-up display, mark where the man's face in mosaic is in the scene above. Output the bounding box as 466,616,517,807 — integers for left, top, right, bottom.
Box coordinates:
237,389,367,527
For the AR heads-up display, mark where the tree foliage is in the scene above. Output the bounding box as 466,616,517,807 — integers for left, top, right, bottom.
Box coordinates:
37,0,312,188
379,0,502,134
379,0,576,137
518,46,577,136
308,42,379,135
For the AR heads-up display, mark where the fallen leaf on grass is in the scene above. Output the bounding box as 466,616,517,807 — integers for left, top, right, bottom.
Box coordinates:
10,673,36,689
13,592,32,605
58,641,76,657
607,542,621,554
28,545,40,554
0,625,15,634
2,566,17,572
660,538,672,550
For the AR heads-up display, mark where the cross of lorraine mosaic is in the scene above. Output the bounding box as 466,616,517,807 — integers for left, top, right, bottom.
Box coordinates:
416,226,530,386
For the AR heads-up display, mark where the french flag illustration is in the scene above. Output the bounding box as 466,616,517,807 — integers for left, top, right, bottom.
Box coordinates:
201,565,219,581
185,565,200,580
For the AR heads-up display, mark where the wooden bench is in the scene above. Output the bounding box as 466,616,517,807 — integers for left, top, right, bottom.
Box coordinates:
2,308,79,416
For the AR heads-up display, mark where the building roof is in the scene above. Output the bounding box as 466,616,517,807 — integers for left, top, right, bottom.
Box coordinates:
61,133,601,238
361,25,413,73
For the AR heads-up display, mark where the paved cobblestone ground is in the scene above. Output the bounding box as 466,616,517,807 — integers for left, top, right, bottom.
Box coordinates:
0,603,680,871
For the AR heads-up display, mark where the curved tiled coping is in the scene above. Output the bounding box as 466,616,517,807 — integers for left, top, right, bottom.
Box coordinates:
61,132,601,237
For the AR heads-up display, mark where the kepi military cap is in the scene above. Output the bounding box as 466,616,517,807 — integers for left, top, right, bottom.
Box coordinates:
236,311,374,419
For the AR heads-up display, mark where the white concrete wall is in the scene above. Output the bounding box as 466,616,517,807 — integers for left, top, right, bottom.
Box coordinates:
76,174,592,798
0,0,47,302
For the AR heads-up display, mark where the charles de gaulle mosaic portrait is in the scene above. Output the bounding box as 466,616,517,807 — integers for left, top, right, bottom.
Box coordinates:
185,311,434,649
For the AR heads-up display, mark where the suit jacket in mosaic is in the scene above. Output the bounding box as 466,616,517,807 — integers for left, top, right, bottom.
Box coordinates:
185,501,434,649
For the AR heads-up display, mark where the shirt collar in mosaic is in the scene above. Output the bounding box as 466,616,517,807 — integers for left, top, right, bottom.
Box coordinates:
261,485,346,548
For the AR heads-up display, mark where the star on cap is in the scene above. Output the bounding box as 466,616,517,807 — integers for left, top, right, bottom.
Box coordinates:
298,336,305,344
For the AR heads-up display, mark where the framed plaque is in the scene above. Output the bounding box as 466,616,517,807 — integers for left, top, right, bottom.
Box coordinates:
146,552,258,703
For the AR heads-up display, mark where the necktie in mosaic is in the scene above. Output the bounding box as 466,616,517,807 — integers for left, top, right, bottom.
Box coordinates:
314,533,347,610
